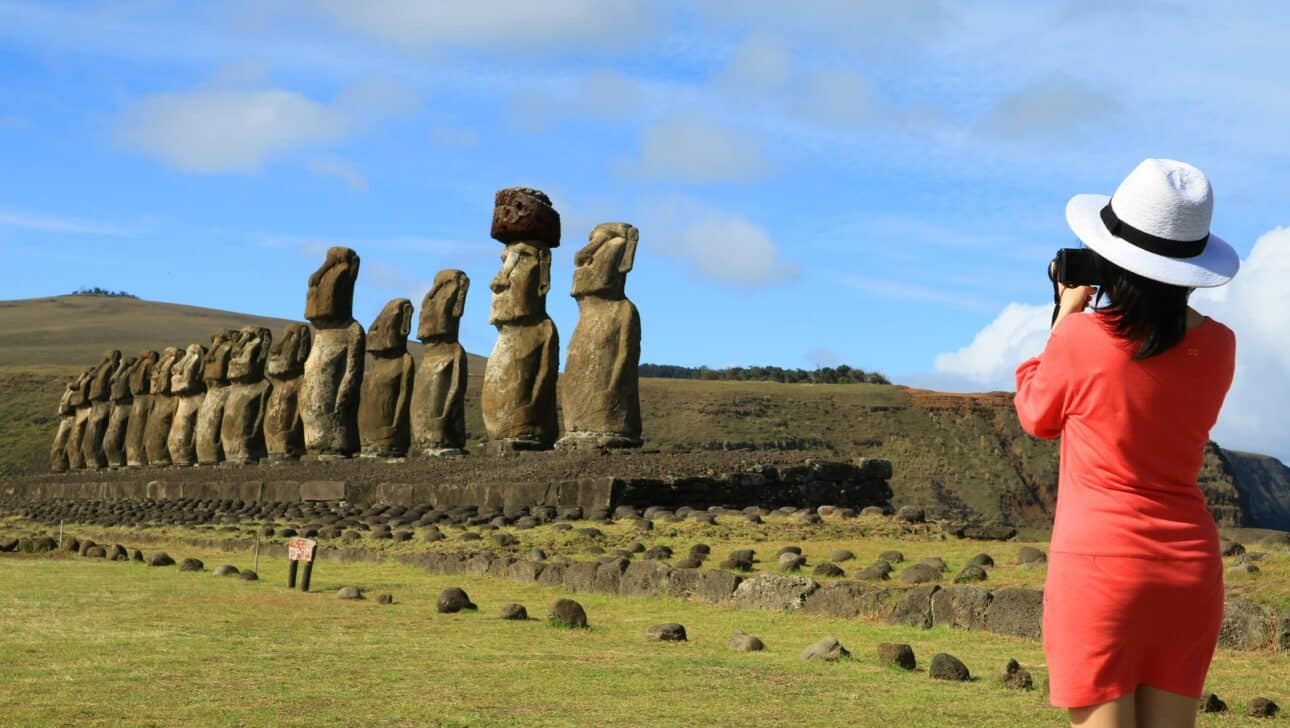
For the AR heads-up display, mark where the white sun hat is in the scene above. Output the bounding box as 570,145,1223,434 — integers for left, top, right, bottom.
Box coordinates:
1066,158,1239,287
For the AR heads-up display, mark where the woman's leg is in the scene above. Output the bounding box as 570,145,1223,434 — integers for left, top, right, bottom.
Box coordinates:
1069,692,1135,727
1135,685,1198,728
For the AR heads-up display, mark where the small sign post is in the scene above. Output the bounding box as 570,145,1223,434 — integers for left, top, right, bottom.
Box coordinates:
286,537,318,592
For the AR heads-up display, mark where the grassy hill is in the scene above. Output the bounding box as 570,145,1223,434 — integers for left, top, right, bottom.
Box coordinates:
2,296,1286,531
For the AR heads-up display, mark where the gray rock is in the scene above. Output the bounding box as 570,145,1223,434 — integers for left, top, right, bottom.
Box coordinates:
918,556,948,572
336,586,363,600
238,570,259,581
646,623,687,642
548,598,588,629
965,553,995,568
178,557,204,572
801,636,850,662
436,587,476,613
85,545,107,558
731,575,819,611
619,560,673,597
954,565,988,583
1247,698,1278,718
983,588,1044,640
1220,539,1244,557
1197,692,1226,713
728,631,765,652
1218,599,1274,649
878,550,904,563
898,562,941,584
1016,546,1047,564
803,582,896,620
147,552,174,567
929,652,970,681
856,562,892,581
778,553,807,572
213,564,239,576
829,549,855,562
1000,658,1033,690
499,603,528,620
812,562,845,578
1226,563,1260,577
931,585,992,631
895,506,925,523
889,584,940,629
876,643,916,670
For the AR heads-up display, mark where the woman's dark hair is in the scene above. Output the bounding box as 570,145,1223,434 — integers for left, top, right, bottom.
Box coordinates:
1093,252,1193,359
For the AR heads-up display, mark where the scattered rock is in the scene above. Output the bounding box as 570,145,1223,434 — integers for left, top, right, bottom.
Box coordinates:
1227,563,1260,577
777,545,802,556
1197,692,1227,713
238,570,259,581
878,550,904,563
548,599,588,629
646,623,687,642
436,587,477,613
856,562,892,581
812,562,845,578
84,545,107,558
213,565,239,576
731,575,819,611
954,565,988,583
1016,546,1047,564
1220,539,1245,557
178,557,204,572
801,636,850,662
965,553,995,568
929,653,970,681
889,584,940,629
376,593,394,605
829,549,855,562
1219,599,1275,649
899,562,941,584
983,588,1044,640
917,556,947,572
728,631,765,652
959,525,1017,541
1247,698,1278,718
778,553,807,572
1000,659,1033,690
876,643,916,670
895,506,925,523
336,586,363,600
499,603,528,620
860,506,886,516
147,552,175,567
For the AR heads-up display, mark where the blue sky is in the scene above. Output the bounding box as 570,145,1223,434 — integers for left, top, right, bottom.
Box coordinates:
1,1,1287,459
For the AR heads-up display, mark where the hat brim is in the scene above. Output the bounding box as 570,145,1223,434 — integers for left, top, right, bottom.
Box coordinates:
1066,193,1239,288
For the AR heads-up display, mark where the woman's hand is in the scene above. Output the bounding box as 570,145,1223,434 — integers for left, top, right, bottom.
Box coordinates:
1053,281,1096,330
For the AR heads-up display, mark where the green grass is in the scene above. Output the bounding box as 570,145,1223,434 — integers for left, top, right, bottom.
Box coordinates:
2,535,1284,727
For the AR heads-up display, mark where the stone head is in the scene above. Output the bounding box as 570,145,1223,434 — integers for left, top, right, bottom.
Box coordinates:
368,298,414,355
491,187,561,248
150,347,182,396
109,357,137,402
129,350,159,396
572,222,638,299
418,269,469,342
267,323,311,379
170,344,207,395
489,242,551,325
304,246,361,325
88,349,122,401
69,366,94,408
202,329,238,384
228,326,272,382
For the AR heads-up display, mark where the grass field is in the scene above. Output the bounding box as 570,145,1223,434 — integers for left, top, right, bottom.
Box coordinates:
2,532,1285,727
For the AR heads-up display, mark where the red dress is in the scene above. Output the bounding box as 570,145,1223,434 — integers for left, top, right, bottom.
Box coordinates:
1014,311,1235,709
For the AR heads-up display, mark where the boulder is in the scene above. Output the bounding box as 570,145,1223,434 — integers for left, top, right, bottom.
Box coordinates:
179,557,204,572
830,549,855,562
778,553,807,572
213,565,239,576
1016,546,1047,565
889,584,940,629
436,587,476,613
85,545,107,558
731,575,819,612
1218,599,1274,649
619,560,673,597
812,562,845,578
960,525,1017,541
929,652,970,681
965,553,995,568
376,593,394,605
895,506,925,523
499,603,528,620
147,552,175,567
646,623,687,642
878,550,904,563
337,586,363,600
898,562,941,585
931,585,992,631
876,643,916,670
238,570,259,581
728,631,765,652
983,588,1044,640
1247,698,1278,718
548,599,588,629
1197,692,1226,713
801,636,850,662
803,582,895,620
954,565,988,583
1000,659,1033,690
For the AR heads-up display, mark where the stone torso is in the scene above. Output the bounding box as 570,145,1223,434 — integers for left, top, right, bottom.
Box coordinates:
482,318,559,445
301,321,365,455
562,297,641,440
222,378,271,463
411,342,468,451
264,374,304,460
358,352,415,456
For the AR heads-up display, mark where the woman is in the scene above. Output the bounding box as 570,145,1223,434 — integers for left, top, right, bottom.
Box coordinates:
1014,158,1241,728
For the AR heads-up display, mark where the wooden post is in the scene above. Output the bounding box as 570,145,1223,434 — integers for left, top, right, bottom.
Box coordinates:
285,537,318,593
287,560,299,589
300,561,314,592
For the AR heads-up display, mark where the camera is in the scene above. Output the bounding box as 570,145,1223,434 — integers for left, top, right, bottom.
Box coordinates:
1053,247,1101,287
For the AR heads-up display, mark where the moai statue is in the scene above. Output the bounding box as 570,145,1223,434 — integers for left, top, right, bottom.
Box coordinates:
102,356,138,468
411,270,470,456
124,350,159,467
221,326,272,464
82,349,122,470
143,347,183,466
67,366,93,469
359,298,415,458
264,323,312,463
557,223,642,449
301,246,365,458
50,369,89,472
195,329,237,465
481,187,561,451
167,343,207,466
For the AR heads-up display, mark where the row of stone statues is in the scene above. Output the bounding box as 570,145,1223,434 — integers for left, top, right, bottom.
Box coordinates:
50,187,641,471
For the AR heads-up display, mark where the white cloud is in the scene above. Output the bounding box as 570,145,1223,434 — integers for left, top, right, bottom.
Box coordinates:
0,209,129,236
307,157,369,192
713,33,794,97
976,73,1121,140
642,197,797,289
926,229,1290,461
315,0,651,53
115,73,419,174
627,112,772,183
845,276,1000,314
